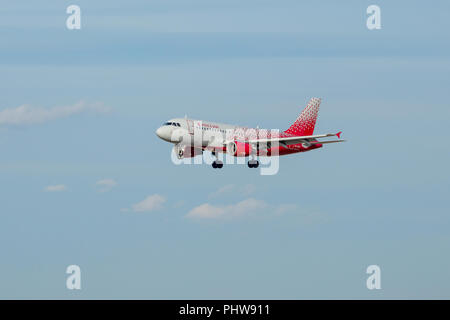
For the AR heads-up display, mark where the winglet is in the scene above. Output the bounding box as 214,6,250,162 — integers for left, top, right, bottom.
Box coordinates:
336,131,342,139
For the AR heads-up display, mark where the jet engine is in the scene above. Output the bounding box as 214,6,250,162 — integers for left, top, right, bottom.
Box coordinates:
226,141,252,157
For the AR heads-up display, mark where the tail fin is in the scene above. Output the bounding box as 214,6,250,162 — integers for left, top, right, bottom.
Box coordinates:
284,98,321,136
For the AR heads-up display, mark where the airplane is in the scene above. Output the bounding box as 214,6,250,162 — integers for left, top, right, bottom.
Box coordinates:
155,98,345,169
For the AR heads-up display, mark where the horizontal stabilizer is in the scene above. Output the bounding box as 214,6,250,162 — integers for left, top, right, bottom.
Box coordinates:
315,139,346,144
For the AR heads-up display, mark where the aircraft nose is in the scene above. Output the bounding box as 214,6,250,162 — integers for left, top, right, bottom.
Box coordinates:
156,127,164,139
156,126,172,142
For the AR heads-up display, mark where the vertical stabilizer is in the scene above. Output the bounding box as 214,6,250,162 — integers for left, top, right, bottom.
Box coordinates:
284,98,321,136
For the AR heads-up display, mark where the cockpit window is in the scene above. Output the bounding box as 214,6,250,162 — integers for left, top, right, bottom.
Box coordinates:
163,122,181,127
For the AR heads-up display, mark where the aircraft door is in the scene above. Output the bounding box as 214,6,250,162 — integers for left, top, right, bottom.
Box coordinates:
186,119,194,135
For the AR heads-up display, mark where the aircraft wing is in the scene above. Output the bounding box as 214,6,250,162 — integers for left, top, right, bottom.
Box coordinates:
245,131,345,146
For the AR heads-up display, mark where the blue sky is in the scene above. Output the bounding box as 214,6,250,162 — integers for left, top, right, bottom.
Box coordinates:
1,0,450,298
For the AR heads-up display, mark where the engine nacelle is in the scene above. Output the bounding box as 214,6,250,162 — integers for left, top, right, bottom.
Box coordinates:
174,145,203,159
226,141,252,157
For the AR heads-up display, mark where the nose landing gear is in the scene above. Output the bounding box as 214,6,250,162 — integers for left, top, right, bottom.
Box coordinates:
177,148,184,159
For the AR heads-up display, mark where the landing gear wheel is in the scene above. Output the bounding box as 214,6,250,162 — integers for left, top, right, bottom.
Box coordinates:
248,160,259,168
212,161,223,169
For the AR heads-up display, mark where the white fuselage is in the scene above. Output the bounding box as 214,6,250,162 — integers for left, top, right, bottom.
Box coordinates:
156,117,247,147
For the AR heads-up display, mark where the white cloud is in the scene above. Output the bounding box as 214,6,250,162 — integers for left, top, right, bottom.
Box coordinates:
0,101,110,126
209,184,235,198
96,178,118,192
208,184,256,198
241,184,256,196
274,204,299,215
44,185,67,192
131,194,166,212
186,199,328,224
186,198,267,220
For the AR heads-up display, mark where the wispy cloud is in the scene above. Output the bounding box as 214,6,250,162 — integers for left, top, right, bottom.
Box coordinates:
241,184,257,195
274,204,299,215
44,185,67,192
209,184,235,198
186,198,327,223
0,101,110,126
127,194,166,212
208,184,256,198
186,198,267,220
96,178,118,192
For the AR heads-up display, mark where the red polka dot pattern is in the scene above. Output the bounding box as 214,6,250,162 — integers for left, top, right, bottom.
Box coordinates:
284,98,321,136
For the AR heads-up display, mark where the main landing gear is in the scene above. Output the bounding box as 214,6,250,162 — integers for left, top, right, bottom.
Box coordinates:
247,160,259,168
210,151,259,169
248,145,259,168
212,161,223,169
212,160,258,168
211,151,223,169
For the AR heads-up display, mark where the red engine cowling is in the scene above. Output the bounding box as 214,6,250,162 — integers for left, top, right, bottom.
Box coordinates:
226,141,252,157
